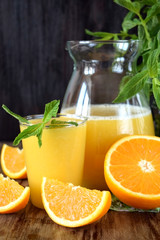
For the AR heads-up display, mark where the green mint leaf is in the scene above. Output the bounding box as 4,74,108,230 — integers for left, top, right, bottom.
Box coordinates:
153,78,160,109
157,30,160,45
2,99,64,147
85,28,137,41
13,123,44,146
145,3,160,23
113,70,149,103
50,119,78,127
113,35,119,40
158,63,160,74
2,104,30,124
85,29,112,38
36,124,44,147
97,35,115,41
147,49,160,78
43,100,60,124
122,19,140,32
49,124,78,129
114,0,141,14
122,11,135,33
143,78,152,101
123,11,135,22
140,0,157,5
138,25,145,41
119,75,132,91
148,16,160,39
147,15,159,34
85,29,115,40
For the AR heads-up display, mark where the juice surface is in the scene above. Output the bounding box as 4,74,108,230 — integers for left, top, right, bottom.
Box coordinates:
21,116,86,208
62,104,155,190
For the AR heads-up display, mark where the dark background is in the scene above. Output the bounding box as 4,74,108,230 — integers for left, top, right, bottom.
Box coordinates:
0,0,127,141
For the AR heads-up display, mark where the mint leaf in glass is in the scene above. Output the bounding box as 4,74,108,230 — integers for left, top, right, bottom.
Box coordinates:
43,100,60,124
50,119,78,128
13,123,44,146
2,99,78,147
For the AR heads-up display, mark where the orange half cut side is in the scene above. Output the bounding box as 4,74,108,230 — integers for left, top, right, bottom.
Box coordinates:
104,135,160,209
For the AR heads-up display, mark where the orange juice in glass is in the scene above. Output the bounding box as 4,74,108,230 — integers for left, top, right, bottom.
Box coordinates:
20,115,86,208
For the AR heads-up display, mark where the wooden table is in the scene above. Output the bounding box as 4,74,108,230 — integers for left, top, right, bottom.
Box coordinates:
0,143,160,240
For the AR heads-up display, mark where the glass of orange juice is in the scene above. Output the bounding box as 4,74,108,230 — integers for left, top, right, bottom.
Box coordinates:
20,114,87,208
61,40,155,190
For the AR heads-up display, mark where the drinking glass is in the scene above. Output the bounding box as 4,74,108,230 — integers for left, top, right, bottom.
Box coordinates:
20,114,86,208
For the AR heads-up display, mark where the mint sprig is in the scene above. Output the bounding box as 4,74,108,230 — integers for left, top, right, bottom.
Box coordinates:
14,123,44,146
2,100,78,147
86,0,160,109
43,100,60,123
50,119,78,128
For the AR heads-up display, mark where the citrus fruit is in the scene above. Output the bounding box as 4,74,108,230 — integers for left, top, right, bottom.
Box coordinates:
0,173,30,213
104,135,160,210
1,144,27,179
41,178,111,227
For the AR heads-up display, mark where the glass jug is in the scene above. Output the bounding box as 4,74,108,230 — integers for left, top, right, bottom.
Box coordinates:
61,40,155,190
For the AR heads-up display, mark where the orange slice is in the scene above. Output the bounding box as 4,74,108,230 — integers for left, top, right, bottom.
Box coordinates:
1,144,27,179
0,174,30,213
41,178,111,227
104,135,160,210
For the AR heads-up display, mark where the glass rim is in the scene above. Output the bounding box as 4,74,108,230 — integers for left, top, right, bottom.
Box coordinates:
20,114,87,128
67,39,140,45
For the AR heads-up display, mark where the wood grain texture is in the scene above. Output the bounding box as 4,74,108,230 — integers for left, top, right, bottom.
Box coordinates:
1,205,160,240
0,0,127,141
0,142,160,240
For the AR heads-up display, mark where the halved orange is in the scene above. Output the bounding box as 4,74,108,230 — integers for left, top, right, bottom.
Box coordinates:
0,173,30,213
41,178,111,227
104,135,160,210
1,144,27,179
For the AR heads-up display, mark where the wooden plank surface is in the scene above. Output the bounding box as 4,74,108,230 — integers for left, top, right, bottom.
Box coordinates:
0,142,160,240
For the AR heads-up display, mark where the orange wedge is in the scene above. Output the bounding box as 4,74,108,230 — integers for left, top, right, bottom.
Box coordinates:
41,178,111,227
1,144,27,179
104,135,160,210
0,174,30,213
